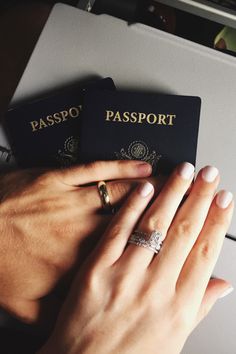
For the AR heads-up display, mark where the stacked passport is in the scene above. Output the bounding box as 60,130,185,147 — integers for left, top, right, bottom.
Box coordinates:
79,90,201,175
5,77,201,175
5,78,115,168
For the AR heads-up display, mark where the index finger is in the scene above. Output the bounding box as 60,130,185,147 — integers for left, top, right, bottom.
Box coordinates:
54,160,152,187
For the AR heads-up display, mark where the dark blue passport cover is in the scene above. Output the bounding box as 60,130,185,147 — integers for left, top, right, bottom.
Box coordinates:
5,78,115,168
79,90,201,175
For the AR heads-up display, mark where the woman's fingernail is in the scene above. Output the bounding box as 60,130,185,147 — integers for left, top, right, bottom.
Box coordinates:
216,190,233,209
136,162,152,176
178,162,195,180
139,182,154,197
201,166,219,183
219,286,234,299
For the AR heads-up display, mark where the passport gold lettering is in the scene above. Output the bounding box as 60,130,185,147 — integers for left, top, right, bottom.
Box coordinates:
168,114,175,125
147,114,157,124
61,111,69,121
46,116,54,126
54,113,62,123
30,105,82,132
130,112,137,123
30,121,38,132
138,113,146,123
114,112,122,122
157,114,166,125
105,111,114,121
70,107,80,118
123,112,129,122
105,110,176,126
39,119,48,129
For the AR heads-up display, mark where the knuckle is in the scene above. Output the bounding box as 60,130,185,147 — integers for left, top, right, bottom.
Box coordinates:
143,289,161,312
207,213,227,229
125,203,141,220
176,308,193,330
36,171,55,185
83,265,101,293
42,250,65,274
117,159,128,169
84,161,95,171
171,219,195,237
36,198,52,212
166,177,185,194
108,182,132,203
112,275,129,298
106,223,124,242
194,186,214,199
171,298,194,330
196,239,215,261
56,222,77,239
140,208,168,233
83,161,105,176
88,161,103,170
145,216,166,233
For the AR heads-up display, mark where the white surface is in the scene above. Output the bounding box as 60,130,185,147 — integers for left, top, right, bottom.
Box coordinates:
157,0,236,29
9,4,236,353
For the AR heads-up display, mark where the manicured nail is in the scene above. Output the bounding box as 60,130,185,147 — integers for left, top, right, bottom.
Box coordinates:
201,166,219,183
178,162,195,180
219,286,234,299
139,182,154,197
136,162,152,176
216,190,233,209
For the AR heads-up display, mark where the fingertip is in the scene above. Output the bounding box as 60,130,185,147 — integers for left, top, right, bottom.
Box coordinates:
138,182,154,198
116,159,153,177
201,166,219,183
218,286,234,299
178,162,195,180
135,162,153,177
207,278,233,299
216,190,234,209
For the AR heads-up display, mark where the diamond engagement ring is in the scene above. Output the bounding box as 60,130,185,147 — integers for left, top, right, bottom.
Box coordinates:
128,230,163,254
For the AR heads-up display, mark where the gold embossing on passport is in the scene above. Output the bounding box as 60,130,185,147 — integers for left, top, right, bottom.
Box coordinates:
30,105,82,132
56,136,79,166
106,111,176,125
115,141,161,172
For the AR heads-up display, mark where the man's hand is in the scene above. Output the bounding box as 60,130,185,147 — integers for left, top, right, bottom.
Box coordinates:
0,160,155,328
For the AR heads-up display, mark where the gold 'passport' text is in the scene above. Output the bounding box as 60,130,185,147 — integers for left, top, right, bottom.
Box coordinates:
30,105,82,132
105,110,176,125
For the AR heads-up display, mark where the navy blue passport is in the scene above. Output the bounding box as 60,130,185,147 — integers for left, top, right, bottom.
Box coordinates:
5,78,115,168
79,90,201,175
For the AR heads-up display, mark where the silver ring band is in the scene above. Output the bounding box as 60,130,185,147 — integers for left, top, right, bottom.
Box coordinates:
128,230,163,254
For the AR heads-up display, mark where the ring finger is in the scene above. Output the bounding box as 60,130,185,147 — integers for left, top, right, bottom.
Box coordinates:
78,177,165,213
120,162,195,268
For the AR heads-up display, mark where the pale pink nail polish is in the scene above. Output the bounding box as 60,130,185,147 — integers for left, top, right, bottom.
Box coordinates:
216,190,233,209
202,166,219,183
219,286,234,299
178,162,195,180
139,182,154,198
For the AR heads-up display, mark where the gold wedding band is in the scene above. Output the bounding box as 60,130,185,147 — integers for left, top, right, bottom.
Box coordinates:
97,181,113,213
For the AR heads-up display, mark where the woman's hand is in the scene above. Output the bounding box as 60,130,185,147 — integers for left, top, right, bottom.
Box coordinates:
39,163,234,354
0,160,153,326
